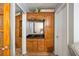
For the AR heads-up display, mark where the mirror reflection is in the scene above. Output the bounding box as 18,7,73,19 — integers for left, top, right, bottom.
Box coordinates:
26,20,45,39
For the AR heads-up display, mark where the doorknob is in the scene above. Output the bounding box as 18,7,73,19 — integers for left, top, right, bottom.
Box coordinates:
56,35,59,38
1,46,8,51
2,48,5,51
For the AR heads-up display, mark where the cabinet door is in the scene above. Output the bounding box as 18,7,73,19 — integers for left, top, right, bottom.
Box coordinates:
32,40,37,53
45,40,54,52
0,3,10,56
27,13,38,20
38,39,45,52
27,40,33,53
45,28,53,40
27,13,45,21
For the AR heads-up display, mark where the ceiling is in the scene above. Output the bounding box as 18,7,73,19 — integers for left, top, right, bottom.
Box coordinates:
16,3,62,12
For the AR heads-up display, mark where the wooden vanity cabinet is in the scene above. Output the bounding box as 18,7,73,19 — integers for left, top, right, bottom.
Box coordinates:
27,39,37,54
27,12,54,55
27,39,45,54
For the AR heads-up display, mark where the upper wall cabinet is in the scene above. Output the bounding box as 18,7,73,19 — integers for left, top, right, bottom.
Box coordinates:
27,12,46,21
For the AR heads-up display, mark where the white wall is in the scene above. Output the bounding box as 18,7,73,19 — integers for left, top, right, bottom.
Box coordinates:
67,3,74,45
67,3,74,56
74,3,79,43
10,3,15,56
55,4,68,56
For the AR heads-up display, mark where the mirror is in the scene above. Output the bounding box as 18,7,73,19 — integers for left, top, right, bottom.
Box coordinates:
26,20,45,39
29,21,44,34
15,4,23,56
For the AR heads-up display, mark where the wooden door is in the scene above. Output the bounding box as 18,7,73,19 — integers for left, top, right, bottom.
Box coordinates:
0,3,10,56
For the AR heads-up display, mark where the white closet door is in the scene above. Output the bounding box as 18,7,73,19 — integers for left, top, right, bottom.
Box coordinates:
55,4,68,56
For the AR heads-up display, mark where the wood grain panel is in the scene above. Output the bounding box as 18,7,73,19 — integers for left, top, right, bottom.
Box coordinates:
3,3,10,56
26,12,54,55
27,40,33,52
38,39,44,52
32,39,37,53
27,12,45,21
15,15,22,48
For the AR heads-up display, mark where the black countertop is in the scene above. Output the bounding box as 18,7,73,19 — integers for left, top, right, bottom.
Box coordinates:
26,34,44,39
